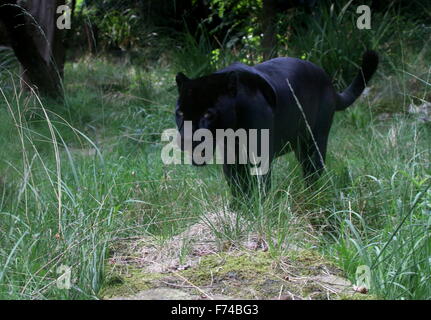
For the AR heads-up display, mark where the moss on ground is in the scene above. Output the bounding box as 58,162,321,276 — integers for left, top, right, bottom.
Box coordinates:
181,251,272,284
101,248,376,300
101,265,165,299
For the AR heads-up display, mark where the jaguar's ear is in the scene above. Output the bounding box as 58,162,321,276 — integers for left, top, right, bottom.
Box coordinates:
238,71,277,109
176,72,189,92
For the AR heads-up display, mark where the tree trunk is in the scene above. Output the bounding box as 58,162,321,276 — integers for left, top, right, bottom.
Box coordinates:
0,0,65,98
261,0,278,60
83,20,97,54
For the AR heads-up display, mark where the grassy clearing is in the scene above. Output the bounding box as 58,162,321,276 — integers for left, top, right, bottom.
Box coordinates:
0,6,430,300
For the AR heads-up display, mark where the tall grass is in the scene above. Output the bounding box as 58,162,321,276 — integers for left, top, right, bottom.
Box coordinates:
0,60,225,299
324,112,430,299
285,1,424,89
0,83,115,298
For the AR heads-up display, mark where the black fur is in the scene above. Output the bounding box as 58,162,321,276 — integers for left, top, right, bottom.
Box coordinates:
175,50,379,198
336,51,379,110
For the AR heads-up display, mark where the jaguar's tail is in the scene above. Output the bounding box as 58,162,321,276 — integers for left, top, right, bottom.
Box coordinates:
336,50,379,111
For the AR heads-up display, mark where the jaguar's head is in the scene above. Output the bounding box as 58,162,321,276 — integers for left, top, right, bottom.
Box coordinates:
174,68,277,166
174,72,237,165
